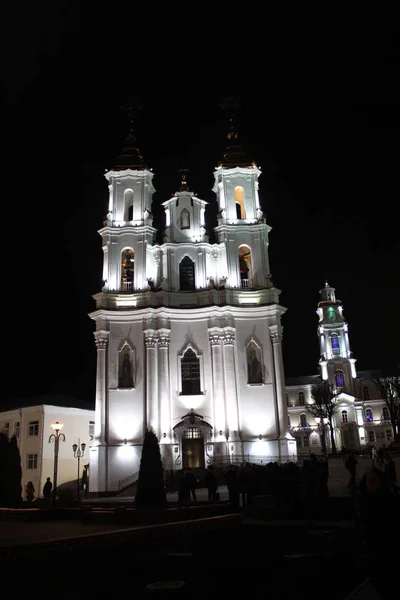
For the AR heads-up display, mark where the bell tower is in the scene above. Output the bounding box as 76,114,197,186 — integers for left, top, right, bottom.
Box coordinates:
317,282,357,393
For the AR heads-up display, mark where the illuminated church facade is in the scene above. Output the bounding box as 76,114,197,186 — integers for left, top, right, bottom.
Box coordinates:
88,124,395,495
89,127,297,494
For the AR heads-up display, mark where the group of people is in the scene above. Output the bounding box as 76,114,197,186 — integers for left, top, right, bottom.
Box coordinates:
24,477,53,502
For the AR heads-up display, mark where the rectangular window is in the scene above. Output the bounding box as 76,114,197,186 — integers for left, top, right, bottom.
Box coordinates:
15,421,20,438
296,437,302,448
303,436,309,448
386,430,392,441
89,421,95,440
27,453,38,469
2,422,10,438
368,431,375,443
28,421,39,436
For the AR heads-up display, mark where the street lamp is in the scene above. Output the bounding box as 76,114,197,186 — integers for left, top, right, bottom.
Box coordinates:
48,421,66,508
72,440,86,501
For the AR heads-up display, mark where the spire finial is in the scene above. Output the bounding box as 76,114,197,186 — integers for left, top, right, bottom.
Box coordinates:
178,167,190,191
218,96,241,141
114,97,146,169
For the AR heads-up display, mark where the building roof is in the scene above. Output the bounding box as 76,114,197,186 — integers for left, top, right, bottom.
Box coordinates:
285,374,320,387
0,393,94,413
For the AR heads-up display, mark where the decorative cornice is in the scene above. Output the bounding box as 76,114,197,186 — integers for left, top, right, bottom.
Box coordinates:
94,330,109,350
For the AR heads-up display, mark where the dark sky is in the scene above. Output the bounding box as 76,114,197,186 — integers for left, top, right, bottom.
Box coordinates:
3,9,399,406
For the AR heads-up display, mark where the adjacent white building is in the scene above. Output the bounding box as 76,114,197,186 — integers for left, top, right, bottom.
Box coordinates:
89,130,296,494
286,283,395,456
0,396,94,500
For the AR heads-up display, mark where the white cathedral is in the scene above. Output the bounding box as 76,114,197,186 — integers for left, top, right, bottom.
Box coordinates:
88,127,394,495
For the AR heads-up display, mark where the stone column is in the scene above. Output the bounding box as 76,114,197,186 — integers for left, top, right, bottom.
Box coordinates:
222,327,239,437
158,329,171,442
144,329,158,434
94,330,109,444
209,329,226,436
269,325,290,439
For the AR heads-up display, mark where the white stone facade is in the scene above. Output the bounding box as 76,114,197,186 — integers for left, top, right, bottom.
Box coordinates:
89,152,296,494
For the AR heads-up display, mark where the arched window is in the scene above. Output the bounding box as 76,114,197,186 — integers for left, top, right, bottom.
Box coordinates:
335,370,345,388
288,415,291,429
382,407,390,422
181,348,200,395
330,333,340,356
124,189,134,221
121,249,134,291
180,209,190,229
180,256,195,290
300,413,307,427
342,410,348,423
298,391,305,406
363,386,370,401
234,186,246,219
365,408,373,423
238,245,252,288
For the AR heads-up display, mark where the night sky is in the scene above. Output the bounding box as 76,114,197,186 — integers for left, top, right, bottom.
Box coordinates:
3,10,399,406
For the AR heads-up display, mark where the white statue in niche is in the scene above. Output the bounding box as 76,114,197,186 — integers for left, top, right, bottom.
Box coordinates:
246,343,263,384
119,347,133,388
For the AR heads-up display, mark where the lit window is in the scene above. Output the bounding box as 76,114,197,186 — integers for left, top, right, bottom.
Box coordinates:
342,410,348,423
28,421,39,436
121,249,134,292
27,453,38,469
183,427,202,439
365,408,373,423
298,391,305,406
181,349,200,395
335,370,345,388
330,333,340,356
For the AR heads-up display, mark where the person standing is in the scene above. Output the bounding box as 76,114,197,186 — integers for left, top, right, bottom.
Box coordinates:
43,477,52,499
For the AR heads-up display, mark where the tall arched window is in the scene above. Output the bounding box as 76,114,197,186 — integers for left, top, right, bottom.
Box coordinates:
181,348,200,395
363,386,370,400
335,370,345,388
238,245,252,288
342,410,348,423
300,413,307,428
124,189,134,221
365,408,373,422
382,407,390,422
298,391,305,406
234,186,246,219
330,333,340,356
121,249,134,291
118,345,134,388
180,209,190,229
179,256,195,290
288,415,291,429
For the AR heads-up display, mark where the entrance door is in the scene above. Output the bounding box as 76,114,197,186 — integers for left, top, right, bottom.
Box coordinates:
182,427,205,469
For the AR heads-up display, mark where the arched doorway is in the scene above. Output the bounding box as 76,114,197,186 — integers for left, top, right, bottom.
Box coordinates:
182,427,204,468
173,409,212,469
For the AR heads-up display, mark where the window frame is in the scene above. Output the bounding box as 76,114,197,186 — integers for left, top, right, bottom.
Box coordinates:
28,421,39,437
178,343,204,396
27,453,38,470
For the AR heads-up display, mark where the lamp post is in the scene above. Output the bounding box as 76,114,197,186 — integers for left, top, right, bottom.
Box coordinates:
72,440,86,501
48,421,66,509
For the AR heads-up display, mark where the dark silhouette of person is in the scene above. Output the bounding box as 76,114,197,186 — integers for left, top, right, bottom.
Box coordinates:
345,454,357,488
178,471,190,508
43,477,52,498
225,466,239,506
205,466,218,502
185,469,197,502
25,481,35,502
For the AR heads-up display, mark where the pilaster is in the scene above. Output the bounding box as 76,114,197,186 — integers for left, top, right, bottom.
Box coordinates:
222,327,239,438
158,329,171,442
94,330,109,445
144,329,158,434
269,325,291,440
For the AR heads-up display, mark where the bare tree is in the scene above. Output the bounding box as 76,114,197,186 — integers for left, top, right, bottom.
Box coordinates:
307,378,338,455
373,372,400,441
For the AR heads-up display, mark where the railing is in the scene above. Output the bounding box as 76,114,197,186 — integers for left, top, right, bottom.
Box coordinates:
117,471,139,492
121,281,134,292
211,454,298,467
240,279,249,288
